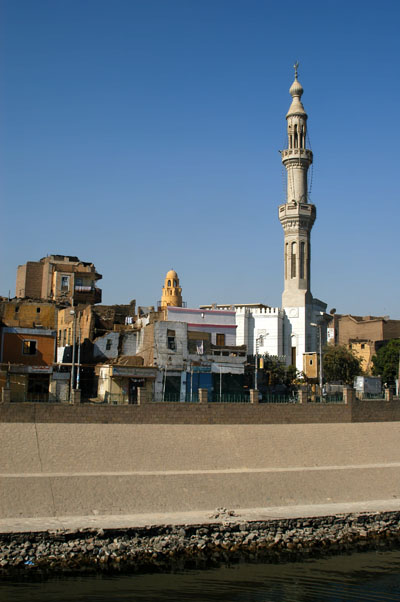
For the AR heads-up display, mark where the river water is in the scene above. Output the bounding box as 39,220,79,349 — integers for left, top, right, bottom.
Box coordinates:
2,548,400,601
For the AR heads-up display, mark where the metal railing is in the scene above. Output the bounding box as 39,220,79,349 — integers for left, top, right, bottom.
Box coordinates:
357,392,384,400
10,395,54,403
260,393,298,404
324,393,344,403
306,394,344,403
212,393,250,403
159,392,200,403
104,392,129,404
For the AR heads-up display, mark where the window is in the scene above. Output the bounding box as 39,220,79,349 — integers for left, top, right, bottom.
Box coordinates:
15,306,20,313
361,343,365,349
284,243,288,279
291,242,297,278
36,307,41,313
61,276,70,291
300,242,305,279
23,340,37,355
106,339,112,351
167,280,171,287
75,278,83,286
173,279,177,287
167,329,176,350
216,333,225,347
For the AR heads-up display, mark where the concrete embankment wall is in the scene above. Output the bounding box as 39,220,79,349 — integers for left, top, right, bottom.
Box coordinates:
1,415,400,520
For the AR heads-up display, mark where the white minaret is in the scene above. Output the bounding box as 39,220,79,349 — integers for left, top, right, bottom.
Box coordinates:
279,62,315,308
279,64,325,369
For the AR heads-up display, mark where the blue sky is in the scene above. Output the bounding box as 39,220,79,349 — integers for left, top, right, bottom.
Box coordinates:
1,0,399,318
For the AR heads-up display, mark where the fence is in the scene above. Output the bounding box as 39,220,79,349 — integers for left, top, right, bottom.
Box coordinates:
158,391,200,403
211,393,250,403
357,392,383,400
260,392,298,404
13,394,53,403
325,393,344,403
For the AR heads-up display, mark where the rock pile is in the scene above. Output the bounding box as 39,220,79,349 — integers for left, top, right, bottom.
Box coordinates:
1,511,400,576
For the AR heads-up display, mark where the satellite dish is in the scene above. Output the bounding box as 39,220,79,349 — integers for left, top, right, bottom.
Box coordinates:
330,308,336,315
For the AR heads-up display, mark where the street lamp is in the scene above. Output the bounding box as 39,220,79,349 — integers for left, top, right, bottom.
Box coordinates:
69,310,76,403
310,322,323,397
254,333,269,390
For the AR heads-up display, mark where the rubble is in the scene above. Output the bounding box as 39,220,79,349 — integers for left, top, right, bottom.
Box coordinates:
1,511,400,576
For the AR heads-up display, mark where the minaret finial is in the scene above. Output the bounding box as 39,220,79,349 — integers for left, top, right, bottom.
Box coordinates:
294,61,299,80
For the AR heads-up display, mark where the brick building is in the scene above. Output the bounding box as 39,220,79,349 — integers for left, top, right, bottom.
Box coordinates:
0,327,56,401
0,298,57,330
327,313,400,373
16,255,102,305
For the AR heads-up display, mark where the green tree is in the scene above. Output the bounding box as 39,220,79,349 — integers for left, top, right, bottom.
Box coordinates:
262,355,299,387
323,345,362,384
372,339,400,385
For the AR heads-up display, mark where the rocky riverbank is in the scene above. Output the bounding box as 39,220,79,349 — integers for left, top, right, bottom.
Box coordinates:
1,510,400,577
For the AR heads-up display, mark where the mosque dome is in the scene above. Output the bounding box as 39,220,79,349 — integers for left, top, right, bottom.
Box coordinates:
166,269,178,280
286,62,307,118
289,78,304,98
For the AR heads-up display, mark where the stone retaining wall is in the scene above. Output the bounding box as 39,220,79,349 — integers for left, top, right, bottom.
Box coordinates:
1,511,400,575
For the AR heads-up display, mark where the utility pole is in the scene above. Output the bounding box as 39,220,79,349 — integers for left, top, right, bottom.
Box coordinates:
69,309,76,402
76,321,81,391
310,322,323,396
254,336,263,390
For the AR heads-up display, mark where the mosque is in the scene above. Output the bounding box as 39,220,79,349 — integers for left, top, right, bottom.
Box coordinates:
162,66,328,372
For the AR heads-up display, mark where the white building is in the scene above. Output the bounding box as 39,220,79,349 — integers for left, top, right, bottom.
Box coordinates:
166,306,237,347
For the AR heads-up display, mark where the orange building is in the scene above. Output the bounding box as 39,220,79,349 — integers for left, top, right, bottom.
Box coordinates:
0,327,56,401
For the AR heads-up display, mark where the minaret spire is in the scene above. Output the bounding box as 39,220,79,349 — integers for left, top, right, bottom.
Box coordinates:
279,66,316,307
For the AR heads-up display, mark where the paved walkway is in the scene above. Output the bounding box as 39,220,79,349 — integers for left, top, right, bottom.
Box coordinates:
1,499,400,534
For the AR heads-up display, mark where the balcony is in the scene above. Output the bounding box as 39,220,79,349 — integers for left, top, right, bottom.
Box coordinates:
73,286,102,304
281,148,313,161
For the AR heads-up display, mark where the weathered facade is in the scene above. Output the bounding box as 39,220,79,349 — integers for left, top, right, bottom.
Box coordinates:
327,313,400,373
97,356,157,404
0,299,57,330
16,255,102,305
0,327,56,402
92,303,247,403
56,302,137,362
0,299,60,402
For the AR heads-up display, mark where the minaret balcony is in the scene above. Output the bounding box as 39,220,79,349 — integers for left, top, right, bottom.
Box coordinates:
281,148,313,161
278,202,316,229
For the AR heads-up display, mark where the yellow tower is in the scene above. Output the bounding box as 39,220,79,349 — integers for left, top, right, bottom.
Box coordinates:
161,269,183,309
